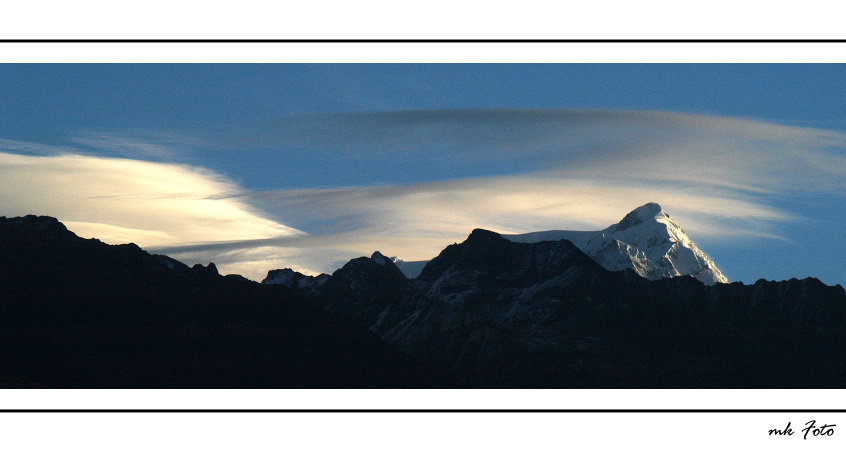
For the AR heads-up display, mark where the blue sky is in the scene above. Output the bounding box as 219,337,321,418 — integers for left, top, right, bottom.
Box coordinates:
2,64,846,285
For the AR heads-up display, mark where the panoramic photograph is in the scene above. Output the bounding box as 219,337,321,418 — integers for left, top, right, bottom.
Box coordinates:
2,63,846,388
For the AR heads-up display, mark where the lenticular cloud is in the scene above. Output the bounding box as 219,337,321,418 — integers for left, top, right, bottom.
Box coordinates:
4,109,846,282
0,148,303,278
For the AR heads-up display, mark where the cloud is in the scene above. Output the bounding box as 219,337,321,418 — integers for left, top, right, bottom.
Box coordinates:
0,138,72,156
223,109,658,169
0,146,306,280
189,110,846,277
154,170,793,269
215,109,846,188
4,109,846,283
68,130,202,161
190,174,790,263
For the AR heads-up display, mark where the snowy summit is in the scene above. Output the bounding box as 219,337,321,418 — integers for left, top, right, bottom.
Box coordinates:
504,202,728,285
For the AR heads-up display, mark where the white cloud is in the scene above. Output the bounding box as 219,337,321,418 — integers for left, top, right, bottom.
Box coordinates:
4,110,846,282
0,147,305,279
236,174,792,264
223,110,846,274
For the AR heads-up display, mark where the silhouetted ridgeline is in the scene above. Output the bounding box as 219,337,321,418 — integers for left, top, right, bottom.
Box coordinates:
0,215,446,388
4,215,846,388
266,229,846,388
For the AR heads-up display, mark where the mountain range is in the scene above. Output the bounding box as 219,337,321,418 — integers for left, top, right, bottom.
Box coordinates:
0,215,445,388
264,205,846,388
391,203,727,285
4,207,846,388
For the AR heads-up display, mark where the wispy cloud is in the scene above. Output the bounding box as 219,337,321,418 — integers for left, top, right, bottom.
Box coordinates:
218,109,846,187
197,175,789,261
3,110,846,282
0,146,305,279
201,110,846,276
69,130,203,161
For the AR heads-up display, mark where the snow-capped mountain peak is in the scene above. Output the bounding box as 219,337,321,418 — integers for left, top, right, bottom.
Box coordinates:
504,203,728,285
613,201,663,231
601,203,688,261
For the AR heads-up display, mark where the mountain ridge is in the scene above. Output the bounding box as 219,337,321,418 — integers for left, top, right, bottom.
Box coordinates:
266,226,846,388
0,215,446,388
5,214,846,388
505,202,728,285
385,203,728,285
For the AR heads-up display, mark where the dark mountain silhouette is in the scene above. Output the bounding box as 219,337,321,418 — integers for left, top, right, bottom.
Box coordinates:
6,214,846,388
0,215,447,388
267,228,846,388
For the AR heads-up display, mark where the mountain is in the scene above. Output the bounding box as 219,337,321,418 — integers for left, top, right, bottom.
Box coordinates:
387,203,727,284
0,215,446,388
9,214,846,388
504,202,728,285
267,227,846,388
263,268,329,294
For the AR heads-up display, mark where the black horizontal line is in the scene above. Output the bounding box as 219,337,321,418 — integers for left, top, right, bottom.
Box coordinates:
1,39,846,44
2,409,845,413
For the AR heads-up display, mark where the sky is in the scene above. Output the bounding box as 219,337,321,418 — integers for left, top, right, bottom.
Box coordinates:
2,64,846,286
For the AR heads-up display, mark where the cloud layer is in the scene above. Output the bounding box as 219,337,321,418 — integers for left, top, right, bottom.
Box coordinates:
228,110,846,265
3,109,846,283
0,146,307,277
225,109,846,187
